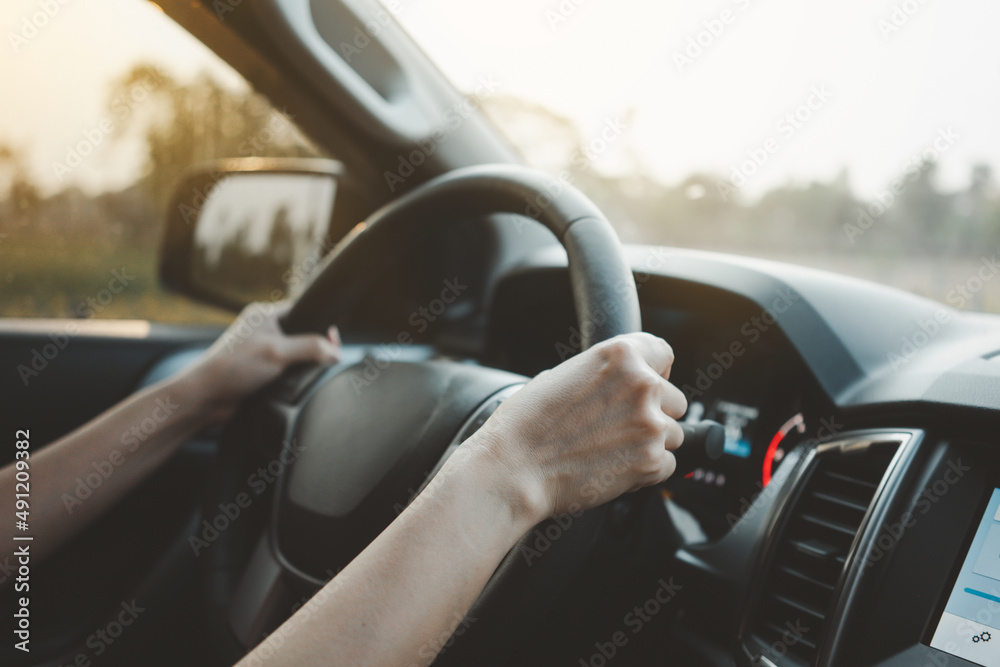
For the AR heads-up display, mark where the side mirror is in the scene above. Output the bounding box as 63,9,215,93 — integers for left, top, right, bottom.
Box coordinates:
159,157,371,310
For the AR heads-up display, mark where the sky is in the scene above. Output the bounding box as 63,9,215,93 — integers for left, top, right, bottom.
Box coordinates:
0,0,243,195
397,0,1000,199
2,0,999,200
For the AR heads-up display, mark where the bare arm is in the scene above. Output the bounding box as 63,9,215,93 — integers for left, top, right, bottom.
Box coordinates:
0,303,340,569
239,332,687,667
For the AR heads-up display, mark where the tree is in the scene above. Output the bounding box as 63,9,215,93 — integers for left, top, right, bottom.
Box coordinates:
105,63,322,213
0,143,40,228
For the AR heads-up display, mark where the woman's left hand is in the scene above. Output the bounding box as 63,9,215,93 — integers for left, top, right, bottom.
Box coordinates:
187,301,342,422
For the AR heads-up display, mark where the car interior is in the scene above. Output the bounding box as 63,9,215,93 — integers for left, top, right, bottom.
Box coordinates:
3,1,1000,666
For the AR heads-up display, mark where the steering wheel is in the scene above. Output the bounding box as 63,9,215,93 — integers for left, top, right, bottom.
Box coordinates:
204,164,642,664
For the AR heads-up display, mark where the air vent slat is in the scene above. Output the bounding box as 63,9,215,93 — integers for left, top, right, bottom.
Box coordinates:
760,620,819,651
797,512,861,537
789,537,843,562
748,438,901,665
810,489,870,513
778,565,836,591
823,470,878,490
769,592,826,622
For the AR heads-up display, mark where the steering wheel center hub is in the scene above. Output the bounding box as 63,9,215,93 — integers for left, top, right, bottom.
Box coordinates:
273,359,525,580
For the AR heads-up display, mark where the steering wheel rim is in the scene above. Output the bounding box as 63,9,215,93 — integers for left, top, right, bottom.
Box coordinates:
281,163,640,345
206,164,642,663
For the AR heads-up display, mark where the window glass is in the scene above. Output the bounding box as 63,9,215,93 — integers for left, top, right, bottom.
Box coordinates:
391,0,1000,313
0,0,324,323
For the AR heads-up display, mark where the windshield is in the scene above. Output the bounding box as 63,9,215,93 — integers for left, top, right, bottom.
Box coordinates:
392,0,1000,314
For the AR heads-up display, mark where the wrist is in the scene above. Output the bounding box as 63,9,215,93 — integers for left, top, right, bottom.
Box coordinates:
449,431,551,532
171,362,238,428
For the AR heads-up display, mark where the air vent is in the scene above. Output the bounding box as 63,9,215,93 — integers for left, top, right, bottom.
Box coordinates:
747,439,900,666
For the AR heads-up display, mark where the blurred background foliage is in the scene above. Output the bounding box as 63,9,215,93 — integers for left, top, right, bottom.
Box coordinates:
0,63,322,323
2,66,999,322
482,95,1000,313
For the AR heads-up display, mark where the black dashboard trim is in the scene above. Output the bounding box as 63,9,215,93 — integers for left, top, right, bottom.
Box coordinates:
736,430,923,667
818,430,924,666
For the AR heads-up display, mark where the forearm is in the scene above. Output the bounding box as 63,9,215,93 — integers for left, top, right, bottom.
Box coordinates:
0,303,340,575
238,443,541,667
0,367,219,565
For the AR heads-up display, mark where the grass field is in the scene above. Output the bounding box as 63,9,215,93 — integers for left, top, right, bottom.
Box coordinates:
3,232,997,326
1,233,233,324
718,247,1000,314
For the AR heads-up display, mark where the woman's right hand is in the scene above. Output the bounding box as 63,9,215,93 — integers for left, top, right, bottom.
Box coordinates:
463,332,688,523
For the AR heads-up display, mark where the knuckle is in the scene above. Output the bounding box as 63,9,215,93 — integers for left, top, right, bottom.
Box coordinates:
307,337,324,358
661,451,677,481
596,336,639,366
660,339,675,367
627,370,661,399
635,405,669,439
663,419,684,451
637,332,673,361
663,384,688,419
635,444,666,478
261,341,282,363
676,390,689,415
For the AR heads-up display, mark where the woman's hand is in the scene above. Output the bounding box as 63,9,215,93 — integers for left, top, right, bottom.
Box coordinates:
184,301,342,423
463,332,687,523
0,300,341,568
237,331,687,667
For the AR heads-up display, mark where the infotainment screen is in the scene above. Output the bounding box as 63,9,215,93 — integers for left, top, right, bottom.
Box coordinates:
930,488,1000,665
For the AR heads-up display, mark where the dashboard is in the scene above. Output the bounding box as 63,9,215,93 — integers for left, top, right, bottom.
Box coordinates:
488,256,830,544
118,243,1000,667
484,245,1000,666
648,312,813,544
